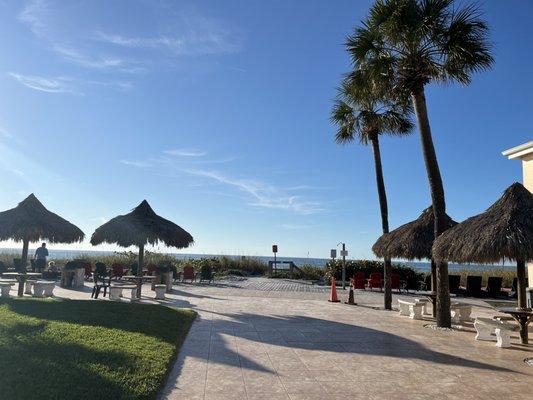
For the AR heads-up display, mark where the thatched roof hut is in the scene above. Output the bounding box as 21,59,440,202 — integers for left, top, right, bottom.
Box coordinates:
433,183,533,309
0,194,85,245
0,193,84,296
91,200,193,282
372,206,458,260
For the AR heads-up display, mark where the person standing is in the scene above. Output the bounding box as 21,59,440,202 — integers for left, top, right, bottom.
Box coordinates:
34,243,49,273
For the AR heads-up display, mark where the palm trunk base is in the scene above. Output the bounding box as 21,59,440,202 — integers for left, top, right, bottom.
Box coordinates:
383,258,392,310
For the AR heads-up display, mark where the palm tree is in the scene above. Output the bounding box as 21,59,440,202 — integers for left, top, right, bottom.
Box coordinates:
346,0,493,327
331,72,413,310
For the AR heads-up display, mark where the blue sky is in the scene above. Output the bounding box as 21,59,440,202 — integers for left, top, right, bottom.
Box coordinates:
0,0,531,259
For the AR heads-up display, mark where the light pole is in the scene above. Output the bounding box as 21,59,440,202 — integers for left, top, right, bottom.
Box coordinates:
338,242,347,290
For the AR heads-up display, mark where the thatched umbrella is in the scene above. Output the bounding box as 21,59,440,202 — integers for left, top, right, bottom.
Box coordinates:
372,206,458,313
433,182,533,310
0,194,85,295
90,200,193,296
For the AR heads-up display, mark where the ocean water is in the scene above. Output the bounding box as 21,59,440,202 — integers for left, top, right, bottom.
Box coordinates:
0,248,514,271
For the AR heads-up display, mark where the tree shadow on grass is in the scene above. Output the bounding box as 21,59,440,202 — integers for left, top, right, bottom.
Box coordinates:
0,321,137,400
1,298,194,344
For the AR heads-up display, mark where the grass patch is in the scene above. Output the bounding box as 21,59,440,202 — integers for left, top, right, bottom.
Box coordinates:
0,299,195,400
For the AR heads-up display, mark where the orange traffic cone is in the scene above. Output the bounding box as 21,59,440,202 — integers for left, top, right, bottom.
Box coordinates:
329,277,340,302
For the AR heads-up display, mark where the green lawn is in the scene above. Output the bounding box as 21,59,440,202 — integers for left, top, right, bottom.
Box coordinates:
0,298,196,400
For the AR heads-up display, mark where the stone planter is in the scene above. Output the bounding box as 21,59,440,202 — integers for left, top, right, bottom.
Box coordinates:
60,267,85,288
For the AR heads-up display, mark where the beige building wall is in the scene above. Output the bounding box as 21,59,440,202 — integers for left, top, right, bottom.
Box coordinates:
503,143,533,287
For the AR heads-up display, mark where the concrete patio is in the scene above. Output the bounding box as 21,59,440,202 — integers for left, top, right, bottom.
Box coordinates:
16,278,533,399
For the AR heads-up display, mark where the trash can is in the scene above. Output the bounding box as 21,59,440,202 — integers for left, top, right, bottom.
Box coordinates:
527,287,533,308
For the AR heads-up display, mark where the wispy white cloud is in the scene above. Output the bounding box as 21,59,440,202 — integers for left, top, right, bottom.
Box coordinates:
164,148,207,157
10,168,25,176
120,159,152,168
0,127,13,139
18,0,49,38
8,72,72,93
53,45,142,72
95,22,241,57
185,169,324,215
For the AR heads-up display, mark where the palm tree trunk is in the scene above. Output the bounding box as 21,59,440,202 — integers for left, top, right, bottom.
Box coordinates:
411,84,451,328
370,135,392,310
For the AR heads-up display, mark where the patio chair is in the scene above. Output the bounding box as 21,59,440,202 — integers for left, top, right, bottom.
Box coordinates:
351,272,366,289
111,263,125,279
449,274,461,294
91,263,110,299
466,275,482,297
391,273,404,292
484,276,503,298
367,272,382,291
199,264,214,283
0,261,6,274
84,263,93,280
181,266,197,283
147,264,156,276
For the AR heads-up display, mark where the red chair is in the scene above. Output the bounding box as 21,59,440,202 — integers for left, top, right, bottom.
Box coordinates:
367,272,383,291
146,264,156,276
83,262,93,280
181,266,197,283
112,263,124,279
391,273,401,291
351,272,366,289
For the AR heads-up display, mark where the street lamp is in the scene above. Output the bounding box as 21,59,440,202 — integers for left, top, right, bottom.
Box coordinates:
337,242,348,289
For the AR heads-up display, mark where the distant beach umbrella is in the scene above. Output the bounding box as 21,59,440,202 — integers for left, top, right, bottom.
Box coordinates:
90,200,193,279
0,194,84,295
433,183,533,308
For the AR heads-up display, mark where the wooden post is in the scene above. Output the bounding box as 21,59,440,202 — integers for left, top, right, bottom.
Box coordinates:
517,259,527,309
137,243,145,298
17,238,29,297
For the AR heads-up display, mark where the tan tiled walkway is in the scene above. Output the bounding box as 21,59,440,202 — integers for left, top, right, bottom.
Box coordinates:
24,278,533,399
157,281,533,400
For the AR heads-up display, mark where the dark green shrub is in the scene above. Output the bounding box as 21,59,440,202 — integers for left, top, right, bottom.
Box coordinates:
64,261,81,270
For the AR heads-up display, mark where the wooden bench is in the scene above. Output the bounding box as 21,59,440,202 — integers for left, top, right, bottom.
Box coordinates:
474,317,518,348
398,299,424,320
33,280,55,297
0,281,15,298
154,284,166,300
109,285,137,301
450,303,472,323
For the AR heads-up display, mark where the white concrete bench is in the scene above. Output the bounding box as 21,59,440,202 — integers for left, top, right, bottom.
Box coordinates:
109,285,137,301
25,279,37,295
414,298,430,315
450,303,472,323
154,284,166,300
33,280,55,297
474,317,518,348
0,281,15,298
398,299,424,320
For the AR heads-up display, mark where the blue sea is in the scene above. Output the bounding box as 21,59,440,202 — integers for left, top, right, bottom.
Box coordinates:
0,248,514,271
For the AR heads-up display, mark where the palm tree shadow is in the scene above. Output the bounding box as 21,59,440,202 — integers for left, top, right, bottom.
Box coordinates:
183,310,521,376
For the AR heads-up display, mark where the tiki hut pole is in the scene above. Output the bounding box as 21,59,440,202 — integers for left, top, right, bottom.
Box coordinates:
372,207,457,317
433,182,533,311
0,194,85,296
91,200,194,297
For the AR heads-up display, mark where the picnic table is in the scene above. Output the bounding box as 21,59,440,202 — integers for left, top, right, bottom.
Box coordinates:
2,272,42,297
497,307,533,344
123,275,156,298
